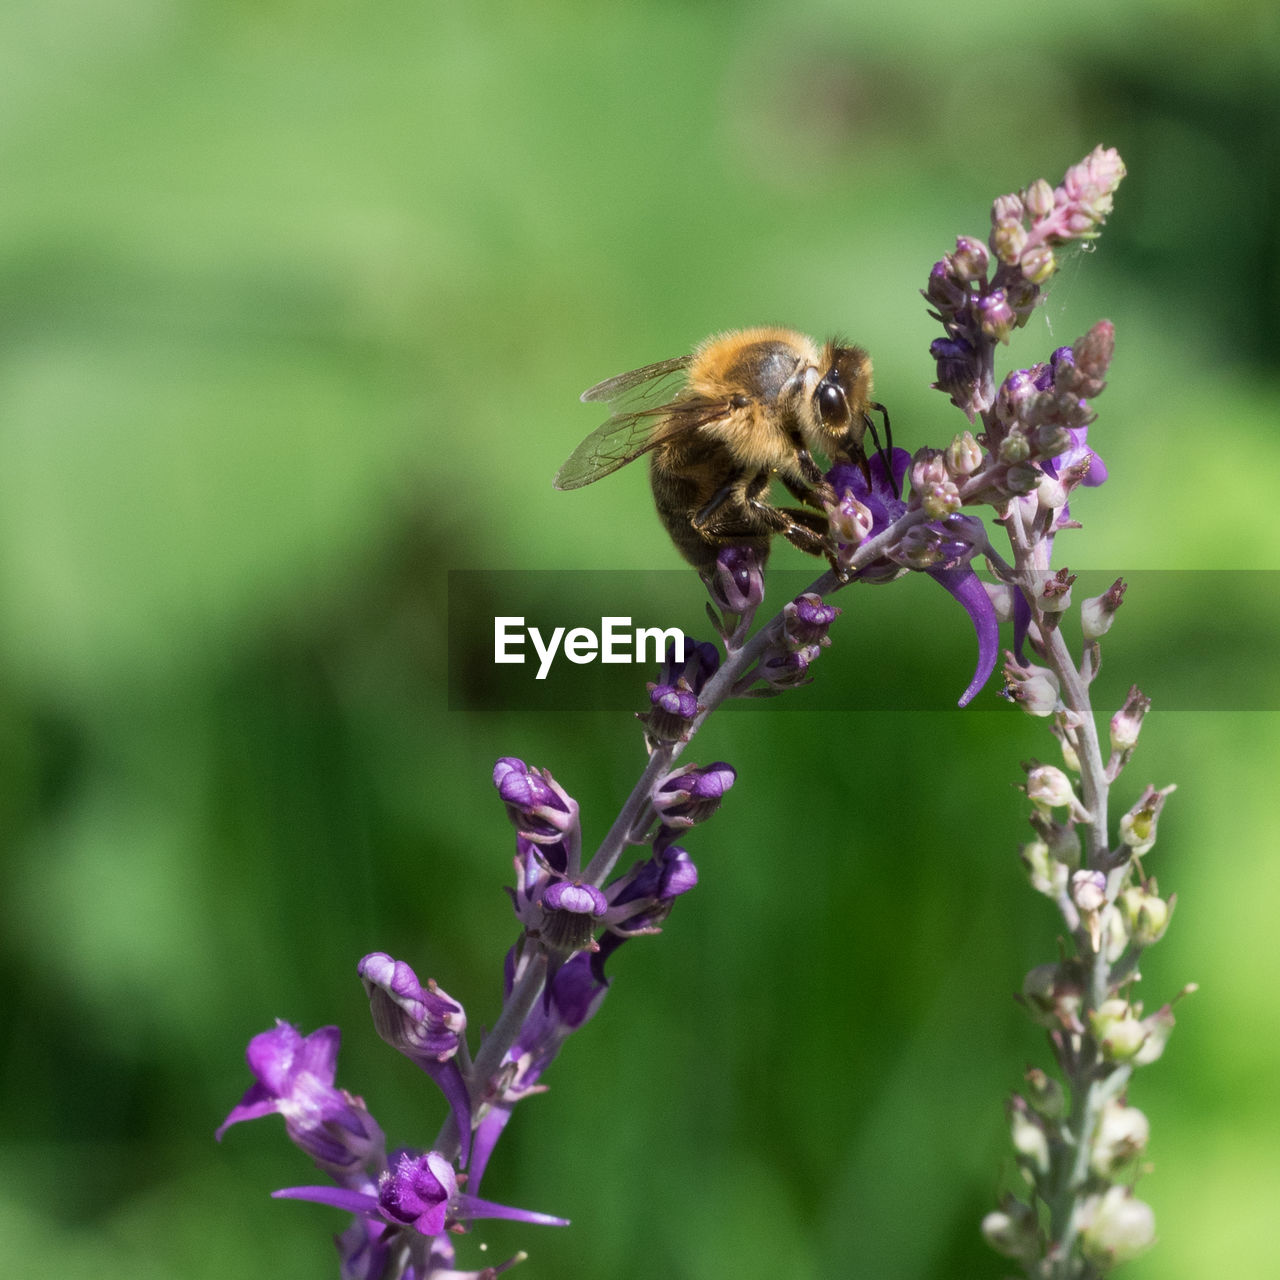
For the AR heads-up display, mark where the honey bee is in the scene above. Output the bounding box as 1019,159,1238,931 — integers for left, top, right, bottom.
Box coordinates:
554,327,889,575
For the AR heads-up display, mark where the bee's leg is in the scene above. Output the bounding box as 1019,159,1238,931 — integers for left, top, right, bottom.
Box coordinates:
691,470,753,531
767,500,850,582
768,506,831,556
778,469,836,512
788,439,828,490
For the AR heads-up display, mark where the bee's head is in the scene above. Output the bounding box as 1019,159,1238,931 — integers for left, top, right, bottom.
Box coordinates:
801,343,871,453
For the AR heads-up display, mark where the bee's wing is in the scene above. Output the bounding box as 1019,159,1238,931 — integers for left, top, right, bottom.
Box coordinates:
579,355,693,405
553,410,669,489
555,354,699,490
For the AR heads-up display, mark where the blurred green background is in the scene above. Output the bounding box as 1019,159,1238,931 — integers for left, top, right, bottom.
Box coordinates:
2,1,1278,1276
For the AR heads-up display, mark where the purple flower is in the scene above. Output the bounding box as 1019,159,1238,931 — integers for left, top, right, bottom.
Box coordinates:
782,593,840,647
539,879,610,953
705,544,766,615
493,757,578,844
656,636,720,695
273,1148,568,1241
828,450,999,706
755,643,820,690
651,761,736,828
595,842,699,952
641,677,701,744
359,954,473,1166
216,1022,385,1185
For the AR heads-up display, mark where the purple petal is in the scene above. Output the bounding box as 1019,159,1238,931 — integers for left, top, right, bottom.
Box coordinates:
453,1193,570,1228
423,1057,473,1169
467,1106,514,1191
926,565,1000,706
272,1184,380,1214
214,1093,280,1139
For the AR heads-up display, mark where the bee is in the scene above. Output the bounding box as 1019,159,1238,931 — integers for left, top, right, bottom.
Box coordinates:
554,327,889,575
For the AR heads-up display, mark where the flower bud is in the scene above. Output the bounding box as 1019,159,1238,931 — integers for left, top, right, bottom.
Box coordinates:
909,449,947,492
952,235,989,281
1062,147,1127,227
1109,685,1151,753
1023,177,1056,220
1090,1100,1149,1178
827,488,874,557
1118,881,1173,947
1089,998,1147,1062
1020,243,1057,285
641,678,700,744
705,545,765,616
782,593,839,648
997,432,1031,465
1032,423,1074,460
1119,783,1175,855
652,761,736,828
922,478,961,519
976,289,1016,341
360,956,468,1062
1008,1096,1050,1175
1004,272,1040,320
494,758,578,843
946,430,983,476
1071,319,1115,396
994,368,1036,425
924,259,968,312
1004,462,1042,495
1023,1067,1066,1120
655,636,720,696
1071,868,1106,913
540,878,608,953
1004,660,1061,717
1021,839,1068,897
1081,578,1126,639
1078,1186,1155,1268
981,1195,1040,1264
1099,903,1130,964
929,336,977,400
991,192,1025,226
1020,962,1084,1031
991,219,1028,266
1038,568,1076,614
754,644,820,690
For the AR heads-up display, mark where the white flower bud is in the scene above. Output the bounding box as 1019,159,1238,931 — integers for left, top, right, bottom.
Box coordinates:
1021,840,1068,897
1089,998,1147,1062
1081,578,1126,639
1078,1187,1156,1267
1026,764,1075,810
1119,883,1172,947
1071,869,1106,913
1109,686,1151,753
1090,1100,1149,1178
1010,1105,1050,1175
946,430,984,476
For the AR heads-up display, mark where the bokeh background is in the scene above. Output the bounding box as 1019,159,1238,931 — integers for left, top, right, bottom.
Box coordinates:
3,2,1278,1277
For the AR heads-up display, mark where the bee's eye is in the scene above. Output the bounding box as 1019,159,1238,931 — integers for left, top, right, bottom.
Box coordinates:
817,379,848,426
729,393,751,409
